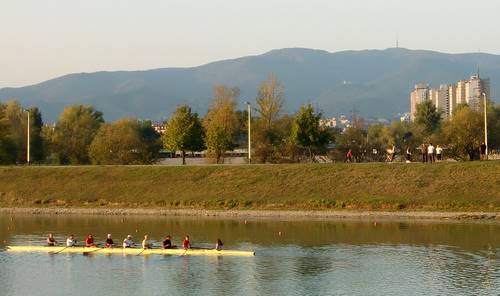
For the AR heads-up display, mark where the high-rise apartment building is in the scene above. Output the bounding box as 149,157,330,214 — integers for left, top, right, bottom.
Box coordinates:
448,84,457,116
456,80,467,105
435,85,450,119
464,75,490,111
410,84,429,121
410,73,491,121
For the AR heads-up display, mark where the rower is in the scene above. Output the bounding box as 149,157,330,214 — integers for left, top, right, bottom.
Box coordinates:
105,234,114,248
123,235,135,248
66,234,77,247
47,233,57,246
182,235,191,249
215,238,223,251
85,234,97,247
142,235,152,249
162,235,175,249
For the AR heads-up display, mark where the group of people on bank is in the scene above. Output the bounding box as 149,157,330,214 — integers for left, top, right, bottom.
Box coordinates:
346,141,490,163
414,143,443,163
46,233,223,250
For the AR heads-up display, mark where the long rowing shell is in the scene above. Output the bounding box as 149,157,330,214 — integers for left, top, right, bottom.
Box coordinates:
6,246,255,257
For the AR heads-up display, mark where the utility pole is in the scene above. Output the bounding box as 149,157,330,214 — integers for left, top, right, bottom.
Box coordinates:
26,109,30,165
482,93,488,159
245,102,251,163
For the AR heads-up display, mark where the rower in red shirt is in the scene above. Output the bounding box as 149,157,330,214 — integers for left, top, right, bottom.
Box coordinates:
85,234,97,247
182,235,191,249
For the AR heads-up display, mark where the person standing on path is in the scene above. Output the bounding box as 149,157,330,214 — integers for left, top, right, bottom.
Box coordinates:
346,149,353,163
406,146,412,163
480,143,487,160
390,145,397,162
427,143,435,163
436,145,443,161
420,143,427,163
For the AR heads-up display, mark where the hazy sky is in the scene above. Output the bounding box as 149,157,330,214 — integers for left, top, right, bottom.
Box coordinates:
1,0,500,87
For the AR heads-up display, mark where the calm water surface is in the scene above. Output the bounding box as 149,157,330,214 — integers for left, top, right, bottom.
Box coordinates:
0,214,498,296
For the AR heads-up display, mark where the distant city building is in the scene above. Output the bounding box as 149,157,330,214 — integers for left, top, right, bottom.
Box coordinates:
456,80,467,105
400,112,411,122
151,122,166,134
448,84,457,116
319,117,337,128
409,73,491,121
410,83,430,121
339,115,350,127
435,84,450,119
465,75,490,111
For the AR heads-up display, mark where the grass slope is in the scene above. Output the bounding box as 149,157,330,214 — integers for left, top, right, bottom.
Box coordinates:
1,162,499,211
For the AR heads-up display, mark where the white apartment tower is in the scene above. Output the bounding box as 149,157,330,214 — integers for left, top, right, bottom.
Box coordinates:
410,73,491,120
448,84,457,116
455,80,467,105
410,84,430,121
465,75,490,111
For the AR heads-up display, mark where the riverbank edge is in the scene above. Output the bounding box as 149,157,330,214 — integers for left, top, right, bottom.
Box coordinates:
1,207,499,220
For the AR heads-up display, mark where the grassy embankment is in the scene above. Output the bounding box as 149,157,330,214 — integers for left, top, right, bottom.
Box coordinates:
0,162,499,211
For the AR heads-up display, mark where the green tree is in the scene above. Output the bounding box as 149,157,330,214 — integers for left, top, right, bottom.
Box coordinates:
291,104,330,160
2,101,45,163
89,119,156,165
485,102,500,151
27,107,44,162
162,105,204,165
0,103,16,164
41,125,58,164
53,105,104,164
414,100,442,135
203,85,239,163
442,105,483,160
138,120,162,164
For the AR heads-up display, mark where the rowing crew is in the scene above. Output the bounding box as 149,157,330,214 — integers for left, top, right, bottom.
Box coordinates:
47,233,224,250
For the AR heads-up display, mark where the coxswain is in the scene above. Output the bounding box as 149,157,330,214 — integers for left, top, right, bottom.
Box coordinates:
182,235,191,249
47,233,57,246
105,234,114,248
215,238,223,251
162,235,175,249
66,234,77,247
85,234,97,247
142,235,152,249
123,235,135,248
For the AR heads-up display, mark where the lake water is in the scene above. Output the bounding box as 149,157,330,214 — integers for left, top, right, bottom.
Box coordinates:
0,214,498,296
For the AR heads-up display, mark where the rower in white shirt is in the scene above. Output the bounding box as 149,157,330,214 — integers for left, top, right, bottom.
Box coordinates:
123,235,135,248
66,234,77,247
142,234,152,249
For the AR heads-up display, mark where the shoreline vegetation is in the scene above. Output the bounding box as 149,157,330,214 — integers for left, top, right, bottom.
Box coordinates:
1,162,499,215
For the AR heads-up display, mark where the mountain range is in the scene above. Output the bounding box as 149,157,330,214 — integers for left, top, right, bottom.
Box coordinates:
1,47,499,122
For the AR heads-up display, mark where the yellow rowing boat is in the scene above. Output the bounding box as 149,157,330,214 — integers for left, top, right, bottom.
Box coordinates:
6,246,255,257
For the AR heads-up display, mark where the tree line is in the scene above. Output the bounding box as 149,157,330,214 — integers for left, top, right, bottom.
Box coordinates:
1,76,499,165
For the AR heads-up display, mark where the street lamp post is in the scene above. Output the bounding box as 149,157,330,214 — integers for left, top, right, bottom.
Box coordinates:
482,93,488,159
245,102,251,163
25,109,30,165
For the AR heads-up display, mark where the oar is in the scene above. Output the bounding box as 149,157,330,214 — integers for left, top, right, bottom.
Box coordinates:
51,245,70,254
136,248,147,256
83,246,104,255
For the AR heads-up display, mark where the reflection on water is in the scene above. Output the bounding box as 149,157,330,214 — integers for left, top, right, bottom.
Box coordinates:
0,214,498,296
